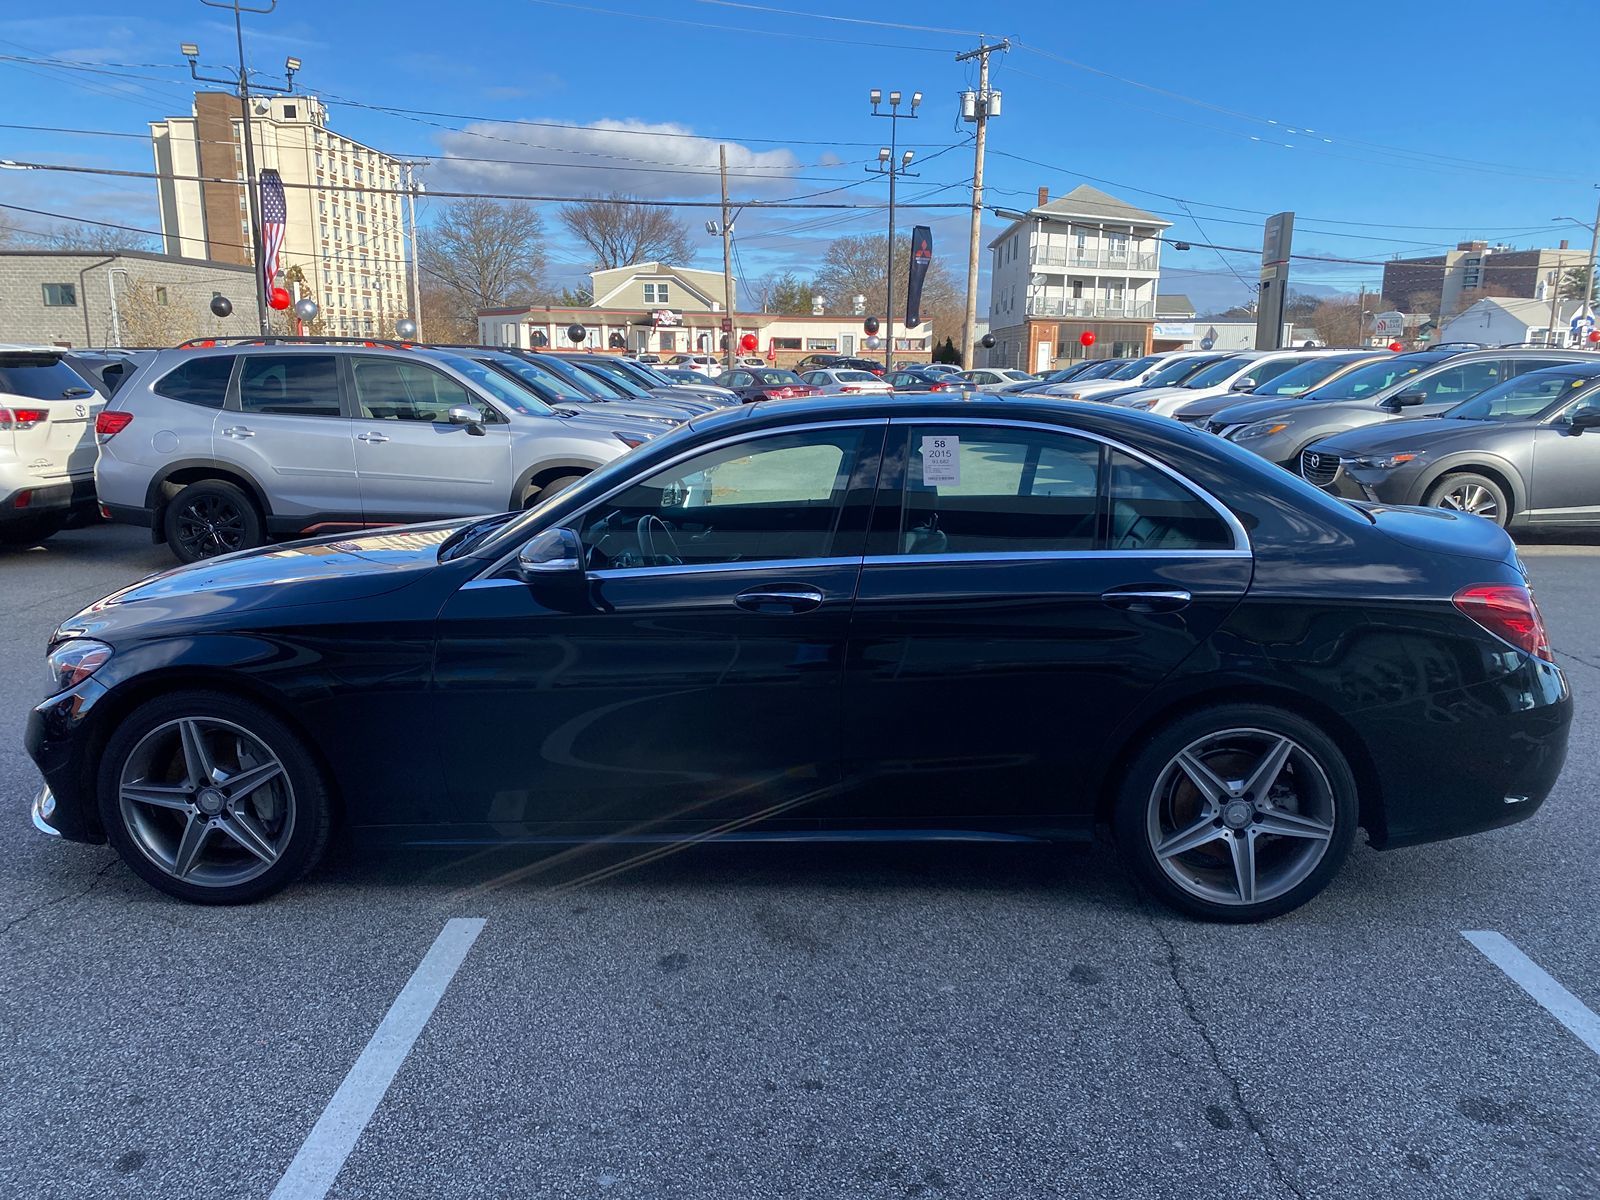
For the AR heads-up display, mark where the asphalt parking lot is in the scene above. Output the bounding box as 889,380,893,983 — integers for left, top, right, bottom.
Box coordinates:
2,524,1598,1200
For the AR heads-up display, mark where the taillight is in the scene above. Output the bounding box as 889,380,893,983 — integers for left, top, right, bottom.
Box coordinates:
1453,584,1553,662
96,411,134,438
0,407,48,430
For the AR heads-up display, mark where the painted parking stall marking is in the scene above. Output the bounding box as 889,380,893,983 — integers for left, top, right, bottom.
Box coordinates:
269,918,487,1200
1463,930,1600,1058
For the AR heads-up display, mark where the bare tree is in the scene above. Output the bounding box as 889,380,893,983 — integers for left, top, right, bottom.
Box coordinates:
813,233,961,335
558,194,694,270
418,198,548,332
36,221,156,252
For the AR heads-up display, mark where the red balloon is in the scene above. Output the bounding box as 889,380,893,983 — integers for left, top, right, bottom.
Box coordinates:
1079,330,1096,348
269,286,291,311
739,333,758,353
1589,330,1599,344
1388,340,1404,352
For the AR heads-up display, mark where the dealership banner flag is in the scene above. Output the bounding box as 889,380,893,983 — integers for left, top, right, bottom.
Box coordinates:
906,226,933,329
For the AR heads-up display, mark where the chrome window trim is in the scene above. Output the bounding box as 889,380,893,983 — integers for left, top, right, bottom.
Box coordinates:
871,549,1252,566
884,414,1252,553
470,418,889,582
588,555,863,581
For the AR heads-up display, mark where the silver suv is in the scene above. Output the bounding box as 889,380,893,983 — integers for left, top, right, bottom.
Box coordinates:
0,346,102,546
97,340,661,563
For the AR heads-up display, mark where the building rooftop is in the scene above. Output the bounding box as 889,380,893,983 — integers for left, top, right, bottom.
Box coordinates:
1156,293,1196,317
0,247,253,271
1035,185,1169,227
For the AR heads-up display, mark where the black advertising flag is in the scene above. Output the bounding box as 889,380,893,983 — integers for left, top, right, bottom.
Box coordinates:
906,225,933,329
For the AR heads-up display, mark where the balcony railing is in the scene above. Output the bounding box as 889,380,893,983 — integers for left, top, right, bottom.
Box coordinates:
1026,298,1154,319
1030,249,1158,273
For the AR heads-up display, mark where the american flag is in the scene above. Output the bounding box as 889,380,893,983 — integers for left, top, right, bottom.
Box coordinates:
258,168,287,295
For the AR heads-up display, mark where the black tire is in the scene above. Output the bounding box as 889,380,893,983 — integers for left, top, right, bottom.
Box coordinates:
1113,704,1359,923
163,479,265,563
0,513,68,546
1424,471,1511,528
523,472,585,508
97,690,332,904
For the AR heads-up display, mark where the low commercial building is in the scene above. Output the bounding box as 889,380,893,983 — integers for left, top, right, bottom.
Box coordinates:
1152,294,1197,352
0,248,254,347
479,307,934,368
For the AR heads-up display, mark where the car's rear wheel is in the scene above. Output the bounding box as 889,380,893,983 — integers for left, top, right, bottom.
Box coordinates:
97,691,331,904
164,480,264,563
0,513,68,546
1425,472,1510,527
1114,705,1358,922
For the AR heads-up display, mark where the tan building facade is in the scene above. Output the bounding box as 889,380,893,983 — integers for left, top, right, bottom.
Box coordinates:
151,93,411,337
589,262,730,313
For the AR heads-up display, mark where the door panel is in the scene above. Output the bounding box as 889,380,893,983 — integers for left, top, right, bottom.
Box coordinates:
1529,424,1600,520
225,354,357,522
347,356,513,519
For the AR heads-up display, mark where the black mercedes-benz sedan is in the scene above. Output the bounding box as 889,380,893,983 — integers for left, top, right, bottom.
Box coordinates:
25,397,1571,921
1298,363,1600,528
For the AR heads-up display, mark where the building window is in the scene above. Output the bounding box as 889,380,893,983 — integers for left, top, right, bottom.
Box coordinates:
283,104,297,119
805,338,838,351
770,337,802,350
41,283,76,307
643,282,670,304
154,286,169,306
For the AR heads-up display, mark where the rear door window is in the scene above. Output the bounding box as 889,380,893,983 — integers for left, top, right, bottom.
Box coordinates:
0,356,99,402
152,355,235,408
1401,359,1507,405
237,355,343,417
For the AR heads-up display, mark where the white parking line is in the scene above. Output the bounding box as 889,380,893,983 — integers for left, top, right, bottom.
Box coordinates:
1463,930,1600,1058
268,917,487,1200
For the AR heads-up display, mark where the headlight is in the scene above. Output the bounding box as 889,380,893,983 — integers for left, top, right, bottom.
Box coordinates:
1234,420,1291,441
1350,451,1424,469
46,638,112,693
613,432,649,448
1127,398,1157,411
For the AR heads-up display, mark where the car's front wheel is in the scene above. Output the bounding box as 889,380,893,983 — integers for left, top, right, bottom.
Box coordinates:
164,479,265,563
97,691,331,903
1114,705,1358,922
1425,472,1511,527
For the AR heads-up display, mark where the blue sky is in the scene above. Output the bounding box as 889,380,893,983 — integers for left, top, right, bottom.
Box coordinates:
4,1,1598,315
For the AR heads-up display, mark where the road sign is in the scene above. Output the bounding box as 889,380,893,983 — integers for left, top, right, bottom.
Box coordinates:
719,317,733,333
1373,311,1406,338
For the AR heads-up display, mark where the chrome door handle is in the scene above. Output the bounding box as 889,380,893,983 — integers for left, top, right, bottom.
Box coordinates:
1101,587,1192,613
357,431,390,443
734,586,825,614
221,426,254,438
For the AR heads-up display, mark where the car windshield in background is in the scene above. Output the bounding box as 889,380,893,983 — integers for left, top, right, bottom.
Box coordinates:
1308,355,1443,401
831,370,877,382
490,356,593,403
1144,355,1223,387
575,359,651,396
754,370,803,384
433,356,556,415
1108,355,1162,380
1251,356,1368,398
1446,369,1600,421
1180,356,1250,388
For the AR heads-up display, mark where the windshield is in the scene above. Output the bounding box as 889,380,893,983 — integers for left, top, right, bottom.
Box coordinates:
1143,355,1222,387
835,370,877,382
574,358,651,397
1182,356,1252,389
431,354,557,415
487,355,593,403
1250,356,1368,398
1305,355,1443,401
532,353,617,398
1447,370,1600,421
754,370,802,385
1109,355,1162,380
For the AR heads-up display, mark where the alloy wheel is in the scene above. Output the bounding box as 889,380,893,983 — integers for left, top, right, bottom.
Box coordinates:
1145,727,1337,907
1436,483,1499,521
173,495,246,558
117,717,296,888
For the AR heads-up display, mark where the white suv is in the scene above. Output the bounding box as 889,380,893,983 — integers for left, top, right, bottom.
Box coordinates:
0,346,102,546
666,354,723,378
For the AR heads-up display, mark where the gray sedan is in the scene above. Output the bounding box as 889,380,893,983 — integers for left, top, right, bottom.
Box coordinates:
1211,348,1594,468
1300,363,1600,528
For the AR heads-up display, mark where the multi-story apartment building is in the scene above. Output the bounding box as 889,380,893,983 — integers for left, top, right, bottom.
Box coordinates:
151,93,411,336
985,185,1169,371
1380,239,1585,320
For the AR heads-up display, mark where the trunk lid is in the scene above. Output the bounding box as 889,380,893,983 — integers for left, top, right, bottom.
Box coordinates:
1352,501,1521,567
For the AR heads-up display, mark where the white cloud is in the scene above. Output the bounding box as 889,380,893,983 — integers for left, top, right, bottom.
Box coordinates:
426,118,807,200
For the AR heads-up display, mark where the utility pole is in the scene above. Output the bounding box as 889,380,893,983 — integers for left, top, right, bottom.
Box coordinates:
956,37,1007,368
869,90,920,371
403,161,423,340
1584,186,1600,333
183,0,298,335
720,144,736,371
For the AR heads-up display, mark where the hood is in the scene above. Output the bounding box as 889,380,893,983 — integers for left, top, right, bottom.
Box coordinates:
554,411,669,442
58,522,463,641
1208,394,1330,426
553,400,687,427
1354,502,1519,565
1175,388,1274,418
1312,417,1486,457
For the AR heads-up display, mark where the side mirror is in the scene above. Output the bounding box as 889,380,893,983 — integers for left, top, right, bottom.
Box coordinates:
1385,390,1426,410
447,404,486,436
1229,377,1255,391
1570,406,1600,433
515,527,584,583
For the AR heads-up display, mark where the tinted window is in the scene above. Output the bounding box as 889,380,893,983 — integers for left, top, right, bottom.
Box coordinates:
1109,355,1162,380
237,355,343,417
1107,452,1233,551
578,429,868,568
1308,355,1438,401
490,356,591,403
1236,359,1302,390
0,355,98,402
351,358,473,422
1251,356,1365,398
1448,371,1600,422
1144,356,1223,387
1182,356,1251,388
892,426,1101,555
153,355,234,408
1398,359,1507,405
435,356,542,417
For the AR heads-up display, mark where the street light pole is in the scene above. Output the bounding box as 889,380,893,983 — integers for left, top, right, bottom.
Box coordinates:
870,89,920,372
402,161,423,340
186,1,296,335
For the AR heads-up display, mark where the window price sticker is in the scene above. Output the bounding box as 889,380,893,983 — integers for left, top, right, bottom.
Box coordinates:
920,435,960,485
